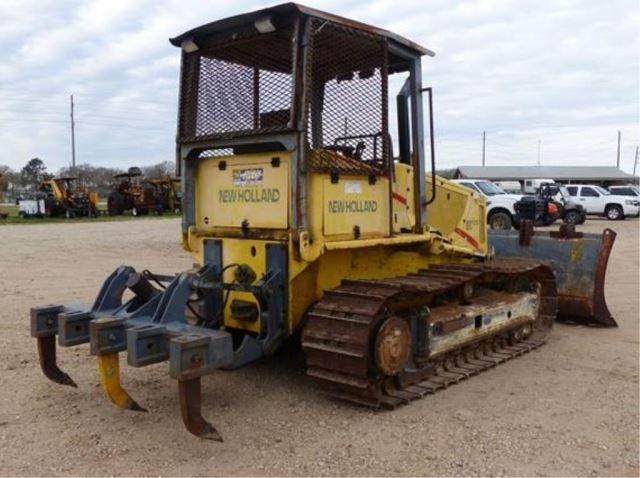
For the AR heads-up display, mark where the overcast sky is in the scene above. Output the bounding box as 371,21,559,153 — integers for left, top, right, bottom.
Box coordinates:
1,0,638,173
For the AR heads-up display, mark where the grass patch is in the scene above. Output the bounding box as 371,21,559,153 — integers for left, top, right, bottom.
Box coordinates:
0,203,180,225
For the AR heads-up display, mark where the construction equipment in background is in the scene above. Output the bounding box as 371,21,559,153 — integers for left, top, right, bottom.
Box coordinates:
107,167,157,216
37,177,100,218
30,4,616,442
145,176,182,214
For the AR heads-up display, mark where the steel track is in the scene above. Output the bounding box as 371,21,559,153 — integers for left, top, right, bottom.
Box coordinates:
302,259,557,409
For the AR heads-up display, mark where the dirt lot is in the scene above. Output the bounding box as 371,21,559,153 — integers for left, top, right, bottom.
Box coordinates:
0,218,638,476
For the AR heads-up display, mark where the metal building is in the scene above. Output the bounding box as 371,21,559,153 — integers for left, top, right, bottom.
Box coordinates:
454,166,637,187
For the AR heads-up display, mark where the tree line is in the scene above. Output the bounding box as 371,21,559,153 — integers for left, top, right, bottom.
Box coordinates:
0,158,176,202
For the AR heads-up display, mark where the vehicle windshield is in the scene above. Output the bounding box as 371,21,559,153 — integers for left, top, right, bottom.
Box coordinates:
595,186,610,195
476,181,506,196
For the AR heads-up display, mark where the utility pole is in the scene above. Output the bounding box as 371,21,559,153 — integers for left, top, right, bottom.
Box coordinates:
633,146,639,179
70,94,76,170
537,140,541,166
482,131,486,166
616,130,621,168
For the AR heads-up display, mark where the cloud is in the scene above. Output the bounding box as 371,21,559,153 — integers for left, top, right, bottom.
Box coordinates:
0,0,637,173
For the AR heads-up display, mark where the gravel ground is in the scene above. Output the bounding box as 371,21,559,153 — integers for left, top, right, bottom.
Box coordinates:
0,217,637,476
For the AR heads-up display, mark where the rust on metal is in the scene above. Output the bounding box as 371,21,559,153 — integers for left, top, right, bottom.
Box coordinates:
550,223,583,239
518,219,535,246
37,336,77,387
491,225,617,327
556,228,617,327
374,317,411,376
302,259,556,408
178,378,223,441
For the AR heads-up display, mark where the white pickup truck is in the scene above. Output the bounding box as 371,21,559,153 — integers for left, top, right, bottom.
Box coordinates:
452,179,521,229
566,184,640,220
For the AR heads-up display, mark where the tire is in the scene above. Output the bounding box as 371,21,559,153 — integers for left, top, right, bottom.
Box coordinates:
107,191,124,216
542,215,556,226
605,205,623,221
563,210,582,224
488,211,513,230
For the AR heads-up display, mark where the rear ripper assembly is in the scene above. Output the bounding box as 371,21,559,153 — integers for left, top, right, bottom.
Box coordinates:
31,246,287,441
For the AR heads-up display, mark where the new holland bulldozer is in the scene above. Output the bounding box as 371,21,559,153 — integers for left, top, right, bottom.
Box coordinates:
30,4,616,441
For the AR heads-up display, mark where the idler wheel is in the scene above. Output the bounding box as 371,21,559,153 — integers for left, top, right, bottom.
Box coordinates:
374,317,411,376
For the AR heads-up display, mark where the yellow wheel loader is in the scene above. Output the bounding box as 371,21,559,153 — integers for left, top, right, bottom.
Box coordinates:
30,4,616,441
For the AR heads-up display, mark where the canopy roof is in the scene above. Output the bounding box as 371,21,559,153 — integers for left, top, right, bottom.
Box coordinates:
169,3,434,57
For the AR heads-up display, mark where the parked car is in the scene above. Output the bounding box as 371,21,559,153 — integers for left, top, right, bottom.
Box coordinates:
608,185,639,197
565,184,640,220
452,179,521,229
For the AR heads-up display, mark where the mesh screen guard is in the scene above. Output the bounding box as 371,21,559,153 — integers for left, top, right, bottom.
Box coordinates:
179,26,295,142
305,21,389,175
178,19,390,177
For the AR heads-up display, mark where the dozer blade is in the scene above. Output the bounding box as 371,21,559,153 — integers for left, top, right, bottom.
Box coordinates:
97,353,146,412
490,223,617,327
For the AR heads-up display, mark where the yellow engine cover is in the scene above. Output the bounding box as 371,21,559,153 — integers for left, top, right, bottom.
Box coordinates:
196,153,289,231
322,177,390,238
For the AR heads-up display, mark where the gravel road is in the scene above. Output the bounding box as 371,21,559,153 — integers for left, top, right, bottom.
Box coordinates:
0,218,637,476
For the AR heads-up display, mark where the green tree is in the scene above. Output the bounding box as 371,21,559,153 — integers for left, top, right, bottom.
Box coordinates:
21,158,47,189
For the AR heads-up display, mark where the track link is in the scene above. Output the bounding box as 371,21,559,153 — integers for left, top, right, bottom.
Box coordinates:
302,259,557,408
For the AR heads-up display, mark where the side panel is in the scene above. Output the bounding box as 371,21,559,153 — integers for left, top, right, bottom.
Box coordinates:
322,176,390,238
392,163,415,232
426,175,488,254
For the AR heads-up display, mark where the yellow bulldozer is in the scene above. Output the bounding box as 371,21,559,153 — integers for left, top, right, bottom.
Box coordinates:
30,4,616,441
